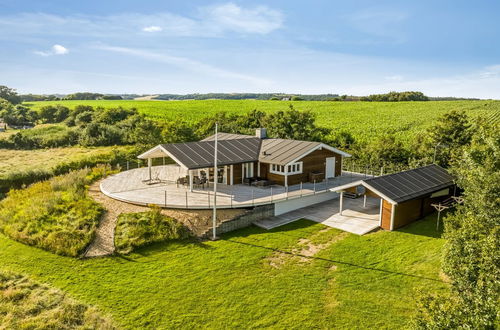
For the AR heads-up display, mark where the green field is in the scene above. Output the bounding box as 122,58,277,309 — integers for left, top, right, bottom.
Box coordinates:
0,216,446,329
0,146,127,176
28,99,500,144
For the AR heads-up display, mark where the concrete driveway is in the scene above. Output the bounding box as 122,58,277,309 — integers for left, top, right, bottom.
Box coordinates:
254,196,381,235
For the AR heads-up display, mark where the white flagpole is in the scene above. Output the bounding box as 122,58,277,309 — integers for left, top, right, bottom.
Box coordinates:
212,123,218,240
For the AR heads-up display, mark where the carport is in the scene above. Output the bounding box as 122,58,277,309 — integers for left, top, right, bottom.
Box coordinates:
331,164,454,231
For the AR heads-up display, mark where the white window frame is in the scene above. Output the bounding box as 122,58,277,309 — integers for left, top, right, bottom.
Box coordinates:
270,162,303,175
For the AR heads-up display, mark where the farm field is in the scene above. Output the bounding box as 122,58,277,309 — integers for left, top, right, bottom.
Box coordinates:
28,99,500,144
0,146,129,176
0,216,447,329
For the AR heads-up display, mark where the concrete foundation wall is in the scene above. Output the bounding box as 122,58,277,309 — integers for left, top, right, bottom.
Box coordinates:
273,191,339,216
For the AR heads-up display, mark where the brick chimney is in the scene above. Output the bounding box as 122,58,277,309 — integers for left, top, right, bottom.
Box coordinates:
255,128,267,139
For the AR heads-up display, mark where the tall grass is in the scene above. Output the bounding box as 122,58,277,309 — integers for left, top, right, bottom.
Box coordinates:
0,270,116,329
0,146,135,194
0,167,111,257
114,206,190,254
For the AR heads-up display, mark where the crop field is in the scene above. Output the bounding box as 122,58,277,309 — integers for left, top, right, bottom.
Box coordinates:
28,99,500,144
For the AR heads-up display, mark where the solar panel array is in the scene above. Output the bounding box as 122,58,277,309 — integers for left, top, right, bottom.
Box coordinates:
364,164,454,203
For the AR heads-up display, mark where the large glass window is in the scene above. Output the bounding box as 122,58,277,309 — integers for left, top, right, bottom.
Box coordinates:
270,162,303,175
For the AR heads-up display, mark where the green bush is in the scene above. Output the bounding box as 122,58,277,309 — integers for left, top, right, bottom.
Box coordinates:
0,270,115,329
0,168,111,257
115,207,190,254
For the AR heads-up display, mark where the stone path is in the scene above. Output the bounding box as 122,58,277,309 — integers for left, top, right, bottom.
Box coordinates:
83,181,244,258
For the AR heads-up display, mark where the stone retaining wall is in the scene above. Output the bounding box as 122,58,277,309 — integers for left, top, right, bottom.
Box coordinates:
202,204,275,237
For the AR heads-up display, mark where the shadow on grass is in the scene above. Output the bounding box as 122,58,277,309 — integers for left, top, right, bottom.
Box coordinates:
396,213,445,239
221,219,318,240
124,237,215,259
225,238,444,283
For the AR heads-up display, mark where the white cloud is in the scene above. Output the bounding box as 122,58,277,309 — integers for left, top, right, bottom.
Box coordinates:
202,3,284,34
34,44,69,56
142,25,162,32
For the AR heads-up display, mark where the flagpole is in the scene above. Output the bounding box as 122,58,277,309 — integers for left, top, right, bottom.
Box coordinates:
212,123,218,240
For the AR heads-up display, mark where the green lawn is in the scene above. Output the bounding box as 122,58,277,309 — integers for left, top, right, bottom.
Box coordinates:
27,99,500,145
0,215,447,329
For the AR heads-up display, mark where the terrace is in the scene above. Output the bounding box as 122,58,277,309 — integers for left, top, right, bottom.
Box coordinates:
100,165,367,209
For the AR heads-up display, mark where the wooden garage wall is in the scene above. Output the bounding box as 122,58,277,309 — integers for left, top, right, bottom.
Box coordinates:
381,200,392,230
392,198,423,229
264,149,344,186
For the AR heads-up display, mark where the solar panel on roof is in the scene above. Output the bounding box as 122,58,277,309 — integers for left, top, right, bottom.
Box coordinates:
363,164,454,203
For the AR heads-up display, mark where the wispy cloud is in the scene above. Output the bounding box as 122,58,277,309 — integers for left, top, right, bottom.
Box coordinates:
95,44,271,86
142,25,162,33
34,44,69,56
0,3,283,39
202,3,284,34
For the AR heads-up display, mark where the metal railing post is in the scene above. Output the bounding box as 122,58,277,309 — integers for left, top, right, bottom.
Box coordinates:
208,191,210,208
270,187,273,202
252,189,255,206
300,182,303,197
313,180,316,194
164,190,167,208
126,161,129,171
185,191,188,208
286,186,289,200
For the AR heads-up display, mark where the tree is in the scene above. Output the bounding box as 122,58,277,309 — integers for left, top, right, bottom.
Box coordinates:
263,105,330,141
38,105,70,123
0,86,21,104
415,120,499,328
427,110,473,167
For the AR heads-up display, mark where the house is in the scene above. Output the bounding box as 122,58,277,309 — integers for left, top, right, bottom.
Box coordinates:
138,128,351,190
331,164,455,230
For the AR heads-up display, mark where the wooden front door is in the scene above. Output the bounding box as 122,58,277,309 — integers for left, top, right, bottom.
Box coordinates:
260,163,268,179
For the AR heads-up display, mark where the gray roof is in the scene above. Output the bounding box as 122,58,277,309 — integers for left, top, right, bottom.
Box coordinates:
161,138,261,169
259,139,322,165
139,132,350,169
363,164,454,203
202,132,255,141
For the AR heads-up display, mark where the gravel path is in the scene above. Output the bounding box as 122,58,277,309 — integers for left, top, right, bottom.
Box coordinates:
84,181,245,258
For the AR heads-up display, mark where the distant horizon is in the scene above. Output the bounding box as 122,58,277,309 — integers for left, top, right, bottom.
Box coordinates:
2,1,499,98
17,91,493,100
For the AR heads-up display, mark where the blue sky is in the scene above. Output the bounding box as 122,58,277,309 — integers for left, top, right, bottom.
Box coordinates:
1,0,499,98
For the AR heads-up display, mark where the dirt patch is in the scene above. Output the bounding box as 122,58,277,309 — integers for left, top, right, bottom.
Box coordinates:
266,231,349,268
85,180,245,257
294,232,349,263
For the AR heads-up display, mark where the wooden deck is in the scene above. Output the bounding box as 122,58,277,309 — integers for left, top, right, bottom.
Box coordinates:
100,166,367,209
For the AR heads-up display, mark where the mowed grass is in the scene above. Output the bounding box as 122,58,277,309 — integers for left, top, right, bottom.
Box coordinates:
28,99,500,144
0,146,124,176
0,215,447,329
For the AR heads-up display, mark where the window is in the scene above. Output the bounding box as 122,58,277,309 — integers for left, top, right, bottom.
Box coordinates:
270,162,303,175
